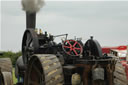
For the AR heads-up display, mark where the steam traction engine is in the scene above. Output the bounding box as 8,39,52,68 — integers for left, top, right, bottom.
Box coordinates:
16,0,116,85
19,13,116,85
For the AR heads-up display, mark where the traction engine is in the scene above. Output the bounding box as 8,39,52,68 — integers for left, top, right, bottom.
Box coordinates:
17,27,116,85
15,0,117,85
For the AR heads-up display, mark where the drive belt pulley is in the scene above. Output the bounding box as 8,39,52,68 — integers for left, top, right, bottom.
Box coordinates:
24,54,64,85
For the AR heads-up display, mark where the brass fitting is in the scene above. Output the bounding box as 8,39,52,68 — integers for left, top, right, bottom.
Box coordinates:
39,29,43,35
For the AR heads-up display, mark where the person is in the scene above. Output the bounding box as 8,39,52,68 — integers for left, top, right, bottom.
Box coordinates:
15,56,25,83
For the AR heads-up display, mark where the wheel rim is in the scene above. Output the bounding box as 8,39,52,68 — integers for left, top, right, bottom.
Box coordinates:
26,57,44,85
62,40,83,56
22,29,39,64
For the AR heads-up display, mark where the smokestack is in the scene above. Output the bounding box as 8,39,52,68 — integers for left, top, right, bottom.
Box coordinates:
22,0,45,29
26,12,36,29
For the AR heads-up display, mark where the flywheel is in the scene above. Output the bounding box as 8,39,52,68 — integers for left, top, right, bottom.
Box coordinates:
24,54,64,85
22,29,39,65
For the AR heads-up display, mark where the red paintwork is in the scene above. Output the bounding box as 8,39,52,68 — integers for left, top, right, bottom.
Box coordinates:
102,46,127,54
63,40,83,56
102,46,128,80
102,48,111,54
120,57,126,60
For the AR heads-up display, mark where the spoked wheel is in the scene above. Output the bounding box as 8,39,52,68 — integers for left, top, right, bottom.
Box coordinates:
84,38,102,57
62,40,83,56
24,54,64,85
22,29,39,64
0,72,13,85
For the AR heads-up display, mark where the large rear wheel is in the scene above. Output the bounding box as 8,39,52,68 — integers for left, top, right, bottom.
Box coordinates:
114,61,128,85
24,54,64,85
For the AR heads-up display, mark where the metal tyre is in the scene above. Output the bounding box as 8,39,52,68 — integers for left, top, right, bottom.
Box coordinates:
114,61,128,85
0,72,13,85
24,54,64,85
0,58,12,73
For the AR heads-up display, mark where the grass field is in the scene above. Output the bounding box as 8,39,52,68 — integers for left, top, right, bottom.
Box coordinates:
13,68,17,85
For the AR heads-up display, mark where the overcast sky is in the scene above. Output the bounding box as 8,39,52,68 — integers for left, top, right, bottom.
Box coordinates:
1,1,128,52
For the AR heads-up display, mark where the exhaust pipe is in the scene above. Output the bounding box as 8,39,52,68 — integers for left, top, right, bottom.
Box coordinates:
26,12,36,29
22,0,45,29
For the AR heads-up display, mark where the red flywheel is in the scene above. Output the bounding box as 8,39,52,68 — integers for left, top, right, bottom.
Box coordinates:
62,40,83,56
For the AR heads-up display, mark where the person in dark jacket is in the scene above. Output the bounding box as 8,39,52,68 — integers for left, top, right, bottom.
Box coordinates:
15,56,25,83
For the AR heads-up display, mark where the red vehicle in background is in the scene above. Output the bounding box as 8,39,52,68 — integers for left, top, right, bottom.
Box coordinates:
102,46,127,59
102,45,127,54
102,46,128,85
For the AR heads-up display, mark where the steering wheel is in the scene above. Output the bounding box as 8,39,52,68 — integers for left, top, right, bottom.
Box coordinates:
62,40,83,56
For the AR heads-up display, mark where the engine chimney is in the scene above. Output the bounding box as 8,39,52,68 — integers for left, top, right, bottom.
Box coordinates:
22,0,45,29
26,12,36,29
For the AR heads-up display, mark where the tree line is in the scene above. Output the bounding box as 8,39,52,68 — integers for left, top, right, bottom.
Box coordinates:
0,51,22,66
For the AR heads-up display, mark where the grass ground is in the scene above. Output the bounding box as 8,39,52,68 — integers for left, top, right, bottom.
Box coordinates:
13,68,17,85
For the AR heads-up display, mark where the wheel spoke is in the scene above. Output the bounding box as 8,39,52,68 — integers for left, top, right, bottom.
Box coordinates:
64,46,71,48
26,33,30,44
73,42,77,47
26,33,32,46
28,39,33,47
67,50,72,55
74,47,81,50
73,49,78,55
67,41,72,47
